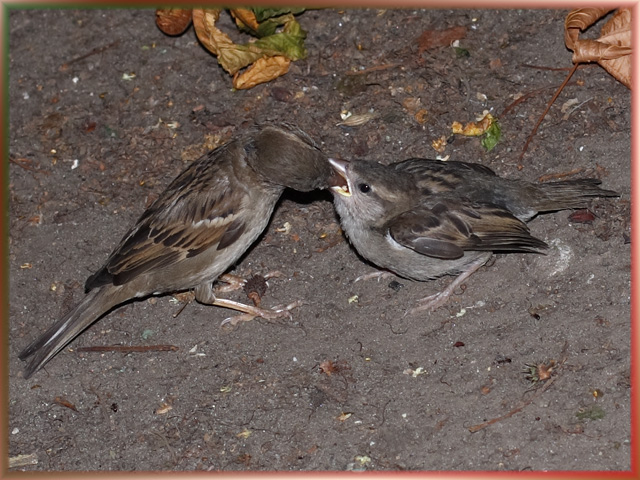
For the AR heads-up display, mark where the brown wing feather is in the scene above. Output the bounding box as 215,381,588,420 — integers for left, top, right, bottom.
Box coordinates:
85,144,247,290
389,199,548,260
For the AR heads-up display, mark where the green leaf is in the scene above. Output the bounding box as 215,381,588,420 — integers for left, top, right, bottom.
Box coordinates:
252,7,306,22
252,16,307,59
215,16,306,74
481,119,501,151
255,14,290,37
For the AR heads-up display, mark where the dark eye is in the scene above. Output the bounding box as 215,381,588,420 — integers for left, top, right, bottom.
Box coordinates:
358,183,371,193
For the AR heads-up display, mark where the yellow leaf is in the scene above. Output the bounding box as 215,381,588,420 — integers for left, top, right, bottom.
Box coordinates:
452,113,495,136
233,55,291,90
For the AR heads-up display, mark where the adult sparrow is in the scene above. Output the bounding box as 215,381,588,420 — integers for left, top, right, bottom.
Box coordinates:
19,123,330,379
329,157,618,313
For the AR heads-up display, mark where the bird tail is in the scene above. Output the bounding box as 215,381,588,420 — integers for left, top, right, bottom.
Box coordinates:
535,179,618,212
18,287,126,379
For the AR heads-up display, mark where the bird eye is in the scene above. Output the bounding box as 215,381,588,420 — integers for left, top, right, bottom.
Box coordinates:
358,183,371,193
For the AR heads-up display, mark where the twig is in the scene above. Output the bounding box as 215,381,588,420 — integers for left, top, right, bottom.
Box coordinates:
500,85,558,117
518,63,580,167
467,375,557,433
468,341,569,433
537,167,585,183
9,157,50,175
75,345,179,353
60,40,120,70
520,63,578,72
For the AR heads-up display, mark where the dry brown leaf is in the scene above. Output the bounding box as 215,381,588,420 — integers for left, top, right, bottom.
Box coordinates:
565,8,632,88
233,55,290,90
192,9,240,74
156,9,193,36
418,26,467,54
230,8,260,33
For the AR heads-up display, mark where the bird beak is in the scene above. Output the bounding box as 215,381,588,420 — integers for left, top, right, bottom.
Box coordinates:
328,158,351,197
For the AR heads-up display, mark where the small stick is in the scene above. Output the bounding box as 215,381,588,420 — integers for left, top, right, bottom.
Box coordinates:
518,63,580,166
9,157,50,175
468,342,569,433
537,167,585,183
467,376,557,433
520,63,578,72
76,345,178,353
60,40,120,69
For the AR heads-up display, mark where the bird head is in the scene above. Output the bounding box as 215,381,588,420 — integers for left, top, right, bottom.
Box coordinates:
248,124,331,192
329,158,417,225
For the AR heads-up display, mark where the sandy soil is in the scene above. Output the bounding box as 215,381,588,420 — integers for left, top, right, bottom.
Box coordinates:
8,8,631,471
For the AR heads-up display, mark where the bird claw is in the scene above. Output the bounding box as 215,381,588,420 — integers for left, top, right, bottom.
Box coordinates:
219,299,303,327
406,291,449,316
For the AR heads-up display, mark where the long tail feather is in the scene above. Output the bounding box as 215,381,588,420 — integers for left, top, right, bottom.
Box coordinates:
536,179,618,212
19,287,127,379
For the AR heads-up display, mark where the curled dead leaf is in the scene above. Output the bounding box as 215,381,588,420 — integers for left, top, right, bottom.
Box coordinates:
230,8,260,33
156,9,193,36
192,9,240,74
233,55,290,90
164,8,307,89
565,8,632,88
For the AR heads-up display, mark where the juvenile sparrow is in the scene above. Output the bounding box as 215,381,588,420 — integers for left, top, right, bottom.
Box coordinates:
18,123,331,379
329,157,618,312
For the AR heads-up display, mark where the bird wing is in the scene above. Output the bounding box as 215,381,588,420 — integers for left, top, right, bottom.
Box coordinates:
388,199,548,260
85,145,252,290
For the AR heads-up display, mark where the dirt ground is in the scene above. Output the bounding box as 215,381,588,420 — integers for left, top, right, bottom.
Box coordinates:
7,8,631,472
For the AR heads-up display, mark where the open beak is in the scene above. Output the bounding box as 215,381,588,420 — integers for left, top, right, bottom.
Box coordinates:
328,158,351,197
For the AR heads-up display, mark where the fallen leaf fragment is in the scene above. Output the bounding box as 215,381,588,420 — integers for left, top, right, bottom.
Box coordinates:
480,121,501,151
431,135,448,153
452,113,501,151
452,113,495,136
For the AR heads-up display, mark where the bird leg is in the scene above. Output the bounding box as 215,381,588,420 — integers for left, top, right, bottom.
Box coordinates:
194,281,302,327
213,273,247,293
408,255,490,315
214,271,284,293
